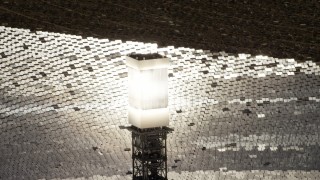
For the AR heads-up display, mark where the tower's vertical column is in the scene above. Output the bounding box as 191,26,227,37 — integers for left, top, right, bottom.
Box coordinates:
126,53,173,180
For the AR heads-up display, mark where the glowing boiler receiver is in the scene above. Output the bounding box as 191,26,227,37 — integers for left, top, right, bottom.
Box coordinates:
126,53,169,129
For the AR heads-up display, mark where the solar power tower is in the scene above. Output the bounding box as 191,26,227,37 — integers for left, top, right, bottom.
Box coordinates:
126,54,173,180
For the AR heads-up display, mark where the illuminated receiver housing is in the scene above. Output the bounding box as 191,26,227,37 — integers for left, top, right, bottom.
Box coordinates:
126,54,169,129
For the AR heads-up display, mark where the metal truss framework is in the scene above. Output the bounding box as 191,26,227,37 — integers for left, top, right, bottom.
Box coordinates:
127,126,173,180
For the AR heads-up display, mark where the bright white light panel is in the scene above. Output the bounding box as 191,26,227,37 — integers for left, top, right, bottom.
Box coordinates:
126,56,169,128
0,26,320,180
128,67,168,110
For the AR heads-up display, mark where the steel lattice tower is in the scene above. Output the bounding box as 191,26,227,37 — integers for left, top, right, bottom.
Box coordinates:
127,126,173,180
